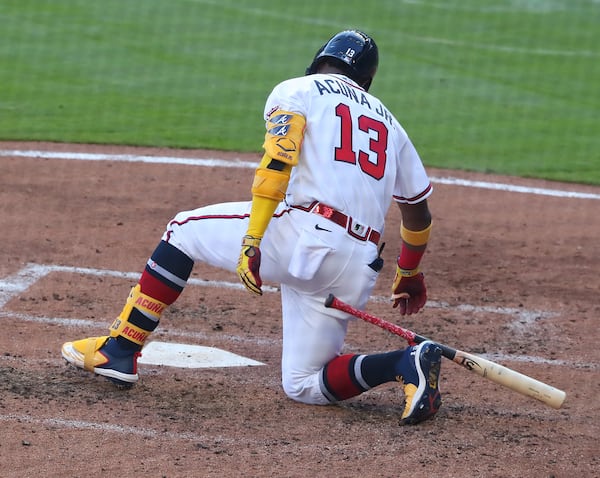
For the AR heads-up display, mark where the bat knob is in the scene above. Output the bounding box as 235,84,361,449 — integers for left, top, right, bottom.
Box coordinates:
324,294,335,308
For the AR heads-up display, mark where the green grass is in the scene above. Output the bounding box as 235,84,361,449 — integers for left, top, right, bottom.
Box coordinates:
1,0,599,184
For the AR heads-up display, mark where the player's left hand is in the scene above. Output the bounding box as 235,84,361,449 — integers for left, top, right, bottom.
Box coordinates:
391,266,426,315
236,235,263,295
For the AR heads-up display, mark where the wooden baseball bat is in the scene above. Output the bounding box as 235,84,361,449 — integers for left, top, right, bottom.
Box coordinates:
324,294,566,409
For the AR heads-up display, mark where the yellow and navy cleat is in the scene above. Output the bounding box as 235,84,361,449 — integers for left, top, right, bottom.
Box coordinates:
61,336,140,387
398,340,442,425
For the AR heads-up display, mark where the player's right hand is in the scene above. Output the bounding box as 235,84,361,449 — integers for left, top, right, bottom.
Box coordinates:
236,235,263,295
391,266,427,315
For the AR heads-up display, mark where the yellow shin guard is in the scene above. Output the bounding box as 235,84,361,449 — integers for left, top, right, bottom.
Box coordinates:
108,284,167,347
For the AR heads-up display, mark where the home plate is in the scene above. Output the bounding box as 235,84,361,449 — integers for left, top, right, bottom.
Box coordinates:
138,341,264,368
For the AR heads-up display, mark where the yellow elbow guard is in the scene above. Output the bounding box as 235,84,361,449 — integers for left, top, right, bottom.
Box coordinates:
263,110,306,166
251,166,290,202
400,222,432,246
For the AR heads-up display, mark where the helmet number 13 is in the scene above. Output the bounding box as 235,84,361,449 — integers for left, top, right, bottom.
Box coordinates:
334,103,388,180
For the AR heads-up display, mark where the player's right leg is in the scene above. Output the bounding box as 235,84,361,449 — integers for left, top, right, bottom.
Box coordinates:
62,201,252,386
62,240,194,386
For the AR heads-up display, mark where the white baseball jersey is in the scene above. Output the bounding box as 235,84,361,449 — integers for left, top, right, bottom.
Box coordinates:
266,73,432,233
163,73,432,405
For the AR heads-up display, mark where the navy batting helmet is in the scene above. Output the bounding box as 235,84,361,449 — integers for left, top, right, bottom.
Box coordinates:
305,30,379,91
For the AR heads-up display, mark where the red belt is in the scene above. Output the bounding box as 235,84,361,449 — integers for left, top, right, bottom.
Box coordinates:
291,201,381,245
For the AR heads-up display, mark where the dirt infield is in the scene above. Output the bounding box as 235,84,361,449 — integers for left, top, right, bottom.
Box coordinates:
1,142,598,478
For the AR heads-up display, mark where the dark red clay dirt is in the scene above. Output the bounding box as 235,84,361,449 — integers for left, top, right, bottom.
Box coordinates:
0,142,598,477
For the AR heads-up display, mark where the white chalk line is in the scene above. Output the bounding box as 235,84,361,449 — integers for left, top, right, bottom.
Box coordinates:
2,262,556,325
431,176,600,200
0,309,279,348
0,414,369,450
0,149,255,168
2,335,593,370
8,309,594,369
9,307,592,368
14,410,556,450
1,149,599,200
0,263,588,440
1,262,553,320
1,262,588,370
0,413,237,444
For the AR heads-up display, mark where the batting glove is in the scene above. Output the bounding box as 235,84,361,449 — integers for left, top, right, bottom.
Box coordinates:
236,235,263,295
391,265,427,315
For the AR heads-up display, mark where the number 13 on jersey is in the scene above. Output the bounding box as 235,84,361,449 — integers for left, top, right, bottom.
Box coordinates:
334,102,388,180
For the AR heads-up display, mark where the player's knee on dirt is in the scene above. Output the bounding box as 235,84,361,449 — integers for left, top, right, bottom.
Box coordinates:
281,371,330,405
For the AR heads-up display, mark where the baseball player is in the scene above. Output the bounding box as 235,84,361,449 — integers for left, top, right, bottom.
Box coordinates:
62,30,442,425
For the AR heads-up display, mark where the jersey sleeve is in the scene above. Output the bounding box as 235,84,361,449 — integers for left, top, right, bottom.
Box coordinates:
263,77,308,120
392,137,433,204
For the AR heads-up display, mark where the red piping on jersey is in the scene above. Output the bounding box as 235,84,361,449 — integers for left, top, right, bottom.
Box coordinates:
324,74,365,92
163,200,386,246
393,183,432,203
164,210,290,242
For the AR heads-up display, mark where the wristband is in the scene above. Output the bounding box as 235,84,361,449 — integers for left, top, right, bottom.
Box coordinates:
396,265,421,278
400,222,432,246
397,247,425,271
397,222,432,270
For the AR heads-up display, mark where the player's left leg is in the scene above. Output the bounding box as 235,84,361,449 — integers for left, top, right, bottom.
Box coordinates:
279,286,349,405
279,289,442,424
320,341,442,425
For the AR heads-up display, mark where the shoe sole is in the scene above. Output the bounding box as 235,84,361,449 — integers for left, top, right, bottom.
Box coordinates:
61,342,138,387
401,341,442,425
